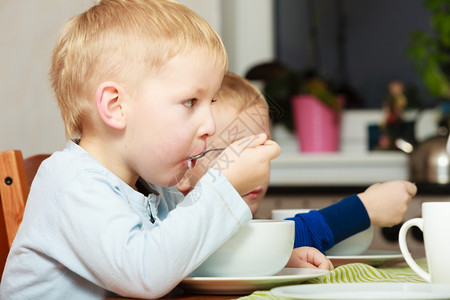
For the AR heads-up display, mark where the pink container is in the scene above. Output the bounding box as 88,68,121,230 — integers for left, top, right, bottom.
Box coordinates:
292,94,342,153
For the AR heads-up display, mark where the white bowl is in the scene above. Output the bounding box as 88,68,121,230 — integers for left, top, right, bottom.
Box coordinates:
191,219,295,277
324,225,374,256
272,209,311,220
271,209,374,256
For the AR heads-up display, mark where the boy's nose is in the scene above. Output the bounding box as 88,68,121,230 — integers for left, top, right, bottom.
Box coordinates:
199,108,216,138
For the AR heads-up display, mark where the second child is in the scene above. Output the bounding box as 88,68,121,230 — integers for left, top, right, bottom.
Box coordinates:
178,72,417,253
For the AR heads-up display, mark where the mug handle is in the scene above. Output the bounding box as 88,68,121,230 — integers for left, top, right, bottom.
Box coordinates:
398,218,431,282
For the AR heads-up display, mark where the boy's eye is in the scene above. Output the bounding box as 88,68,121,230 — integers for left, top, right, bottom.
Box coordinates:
183,99,196,108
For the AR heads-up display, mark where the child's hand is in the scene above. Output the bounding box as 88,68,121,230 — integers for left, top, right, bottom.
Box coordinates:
358,180,417,227
216,133,280,196
286,247,334,270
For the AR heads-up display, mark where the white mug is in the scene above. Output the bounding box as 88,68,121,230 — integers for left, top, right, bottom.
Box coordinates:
399,202,450,284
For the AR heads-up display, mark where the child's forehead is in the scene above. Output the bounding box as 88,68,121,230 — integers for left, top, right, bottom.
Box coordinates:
156,51,225,76
238,104,270,134
212,104,270,145
142,51,225,90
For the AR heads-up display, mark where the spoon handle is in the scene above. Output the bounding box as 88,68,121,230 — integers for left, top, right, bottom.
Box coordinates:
189,148,225,160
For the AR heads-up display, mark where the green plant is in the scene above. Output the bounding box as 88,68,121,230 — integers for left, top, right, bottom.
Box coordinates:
406,0,450,99
298,72,341,113
246,62,340,132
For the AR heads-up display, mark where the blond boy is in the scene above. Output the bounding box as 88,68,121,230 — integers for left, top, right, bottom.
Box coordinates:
1,1,283,299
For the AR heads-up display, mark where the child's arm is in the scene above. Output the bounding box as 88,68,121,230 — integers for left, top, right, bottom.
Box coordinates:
286,247,334,270
358,180,416,227
287,180,416,252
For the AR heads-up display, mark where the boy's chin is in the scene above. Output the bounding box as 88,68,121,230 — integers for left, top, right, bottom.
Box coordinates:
147,172,185,187
174,178,192,196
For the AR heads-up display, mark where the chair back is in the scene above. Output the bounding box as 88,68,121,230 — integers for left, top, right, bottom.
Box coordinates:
0,150,50,278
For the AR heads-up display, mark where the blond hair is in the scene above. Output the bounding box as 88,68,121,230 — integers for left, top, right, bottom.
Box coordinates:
216,72,268,113
50,0,228,139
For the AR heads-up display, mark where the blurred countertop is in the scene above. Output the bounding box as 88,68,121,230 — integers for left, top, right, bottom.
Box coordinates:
269,150,408,187
268,109,450,195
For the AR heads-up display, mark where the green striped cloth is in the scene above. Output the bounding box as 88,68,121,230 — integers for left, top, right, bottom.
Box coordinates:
237,259,427,300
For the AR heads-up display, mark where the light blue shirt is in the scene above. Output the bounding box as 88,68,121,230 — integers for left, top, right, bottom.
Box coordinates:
0,141,251,299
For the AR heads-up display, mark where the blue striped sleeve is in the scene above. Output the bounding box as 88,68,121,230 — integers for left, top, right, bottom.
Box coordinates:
285,194,370,253
286,210,335,253
318,194,370,244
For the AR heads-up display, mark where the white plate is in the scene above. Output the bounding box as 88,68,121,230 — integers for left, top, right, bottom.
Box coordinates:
271,283,450,299
179,267,329,295
327,249,404,267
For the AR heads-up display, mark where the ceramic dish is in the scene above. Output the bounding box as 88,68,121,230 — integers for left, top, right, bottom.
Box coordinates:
179,267,329,295
191,220,295,277
271,283,450,299
327,249,404,267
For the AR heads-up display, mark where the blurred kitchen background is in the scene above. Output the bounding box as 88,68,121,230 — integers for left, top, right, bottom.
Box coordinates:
2,0,450,257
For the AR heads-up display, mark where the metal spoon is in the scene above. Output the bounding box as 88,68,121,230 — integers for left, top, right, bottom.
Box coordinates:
188,148,225,160
187,148,225,170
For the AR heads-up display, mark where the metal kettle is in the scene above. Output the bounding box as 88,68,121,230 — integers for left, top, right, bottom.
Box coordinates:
399,133,450,184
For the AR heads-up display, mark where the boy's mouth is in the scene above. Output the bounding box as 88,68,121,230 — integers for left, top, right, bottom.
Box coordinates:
187,158,197,170
186,149,205,170
243,187,263,199
186,148,225,170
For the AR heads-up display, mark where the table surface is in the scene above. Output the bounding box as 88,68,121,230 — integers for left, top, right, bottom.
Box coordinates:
106,286,240,299
107,293,236,300
161,295,233,300
106,258,427,300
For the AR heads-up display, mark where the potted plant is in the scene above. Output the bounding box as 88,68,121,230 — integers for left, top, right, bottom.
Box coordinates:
245,0,344,153
245,62,342,153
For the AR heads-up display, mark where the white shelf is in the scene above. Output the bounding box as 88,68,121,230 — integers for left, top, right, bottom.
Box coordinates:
267,109,439,187
269,151,409,187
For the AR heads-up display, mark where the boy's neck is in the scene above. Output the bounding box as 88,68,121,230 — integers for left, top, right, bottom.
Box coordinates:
78,136,139,189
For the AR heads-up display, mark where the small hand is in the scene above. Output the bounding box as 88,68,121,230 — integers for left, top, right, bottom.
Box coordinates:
358,180,417,227
219,133,281,196
286,247,334,270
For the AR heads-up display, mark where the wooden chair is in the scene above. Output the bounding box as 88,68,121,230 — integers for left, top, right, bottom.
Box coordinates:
0,150,50,278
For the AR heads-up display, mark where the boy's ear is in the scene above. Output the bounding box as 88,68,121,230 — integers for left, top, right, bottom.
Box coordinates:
95,82,126,130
